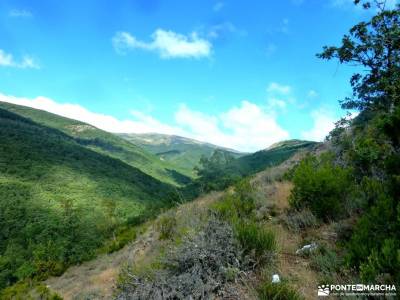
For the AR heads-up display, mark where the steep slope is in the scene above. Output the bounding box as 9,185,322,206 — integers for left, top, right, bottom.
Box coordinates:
119,133,245,176
0,101,190,186
43,151,316,300
223,139,318,177
0,108,178,290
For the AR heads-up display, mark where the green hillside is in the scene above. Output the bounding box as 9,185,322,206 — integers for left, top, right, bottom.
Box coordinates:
118,133,245,176
192,139,318,193
0,102,191,186
0,108,178,290
224,139,318,177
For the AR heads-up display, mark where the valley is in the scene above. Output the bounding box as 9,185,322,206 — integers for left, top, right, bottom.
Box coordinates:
1,1,400,298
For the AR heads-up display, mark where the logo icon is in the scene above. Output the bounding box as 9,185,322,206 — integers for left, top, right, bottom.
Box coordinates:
318,285,330,296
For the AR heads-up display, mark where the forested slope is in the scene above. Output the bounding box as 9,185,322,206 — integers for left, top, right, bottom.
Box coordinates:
0,108,178,291
0,101,191,186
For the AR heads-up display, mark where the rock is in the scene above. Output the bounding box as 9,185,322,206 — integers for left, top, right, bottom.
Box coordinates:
295,242,318,255
272,274,280,283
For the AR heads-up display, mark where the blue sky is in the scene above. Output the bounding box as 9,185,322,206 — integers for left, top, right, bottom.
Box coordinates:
0,0,395,151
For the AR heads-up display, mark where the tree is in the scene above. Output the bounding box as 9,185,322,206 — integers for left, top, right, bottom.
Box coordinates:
317,0,400,112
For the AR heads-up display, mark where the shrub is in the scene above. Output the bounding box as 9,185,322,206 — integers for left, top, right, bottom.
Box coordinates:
157,213,177,240
235,221,276,256
310,246,342,277
116,219,242,299
101,226,137,253
212,178,255,222
0,281,62,300
283,209,318,232
289,153,354,221
257,282,303,300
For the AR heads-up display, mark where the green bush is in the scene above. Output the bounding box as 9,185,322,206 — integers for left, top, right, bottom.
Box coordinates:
289,153,354,221
257,282,303,300
310,245,342,277
0,281,62,300
346,193,400,284
212,179,275,260
283,209,318,232
213,178,255,222
157,213,177,240
235,221,276,256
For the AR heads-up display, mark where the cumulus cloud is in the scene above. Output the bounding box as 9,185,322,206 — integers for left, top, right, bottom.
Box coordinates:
112,29,212,59
0,93,288,152
176,101,289,152
301,109,337,141
0,49,39,69
0,93,182,135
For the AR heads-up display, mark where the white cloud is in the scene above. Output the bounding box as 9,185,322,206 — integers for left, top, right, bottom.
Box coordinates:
112,29,212,59
176,101,289,152
0,49,39,69
213,2,225,12
0,93,289,152
266,82,295,111
267,82,291,95
0,50,13,67
268,97,287,109
301,109,336,141
9,9,32,17
0,93,182,135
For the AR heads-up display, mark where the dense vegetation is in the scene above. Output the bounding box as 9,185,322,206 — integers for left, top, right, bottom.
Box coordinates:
194,140,317,192
0,102,313,296
288,0,400,287
119,132,244,177
0,108,179,292
0,102,191,186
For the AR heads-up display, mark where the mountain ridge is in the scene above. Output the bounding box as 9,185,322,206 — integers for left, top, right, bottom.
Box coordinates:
0,101,191,185
119,132,246,176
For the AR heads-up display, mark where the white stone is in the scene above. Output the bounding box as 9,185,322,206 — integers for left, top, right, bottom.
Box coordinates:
272,274,280,283
296,242,318,255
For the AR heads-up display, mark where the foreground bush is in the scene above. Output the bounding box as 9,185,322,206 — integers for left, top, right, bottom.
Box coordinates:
257,282,303,300
235,221,276,257
116,219,243,299
283,209,318,232
213,179,276,259
157,213,177,240
289,153,354,221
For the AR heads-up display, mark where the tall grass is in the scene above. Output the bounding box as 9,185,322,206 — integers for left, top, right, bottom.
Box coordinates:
235,221,276,255
258,282,303,300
